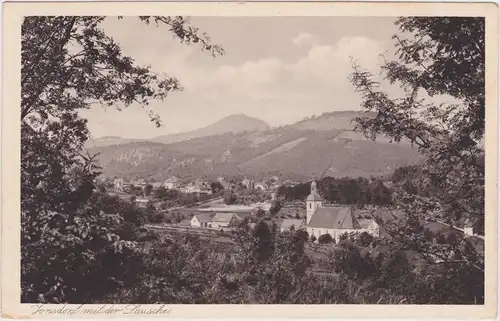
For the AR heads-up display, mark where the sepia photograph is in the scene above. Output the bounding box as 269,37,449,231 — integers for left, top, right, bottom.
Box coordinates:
2,1,498,318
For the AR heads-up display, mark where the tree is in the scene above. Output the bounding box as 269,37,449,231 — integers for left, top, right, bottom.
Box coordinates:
223,191,237,205
143,184,153,197
210,181,224,195
269,200,282,216
254,208,266,218
21,16,223,303
357,232,375,247
349,17,484,273
318,234,334,244
252,221,274,262
153,186,168,199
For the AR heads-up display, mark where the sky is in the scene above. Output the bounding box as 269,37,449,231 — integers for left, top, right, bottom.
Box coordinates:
82,16,404,139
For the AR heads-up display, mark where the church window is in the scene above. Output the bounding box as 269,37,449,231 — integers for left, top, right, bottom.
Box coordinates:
309,203,311,209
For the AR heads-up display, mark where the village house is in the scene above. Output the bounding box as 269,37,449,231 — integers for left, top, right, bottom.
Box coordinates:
280,219,305,232
434,217,485,239
209,213,240,229
134,178,147,187
190,212,214,228
305,180,380,242
358,218,381,237
151,182,163,188
242,177,252,188
190,211,252,229
113,178,124,191
181,180,211,195
463,218,484,237
253,182,267,192
164,176,180,189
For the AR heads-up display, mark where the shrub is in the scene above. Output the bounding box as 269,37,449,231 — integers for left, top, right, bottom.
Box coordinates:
318,234,334,244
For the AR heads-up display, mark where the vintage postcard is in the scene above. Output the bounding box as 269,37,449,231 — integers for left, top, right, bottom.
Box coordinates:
2,1,498,319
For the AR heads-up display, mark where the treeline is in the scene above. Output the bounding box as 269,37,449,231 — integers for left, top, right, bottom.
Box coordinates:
277,177,392,206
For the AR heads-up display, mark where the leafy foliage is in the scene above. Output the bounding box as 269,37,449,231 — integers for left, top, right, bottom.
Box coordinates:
278,176,392,206
21,16,222,303
349,17,485,280
318,234,334,244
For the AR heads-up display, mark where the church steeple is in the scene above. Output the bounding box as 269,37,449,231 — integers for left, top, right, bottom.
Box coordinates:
306,176,323,225
311,178,318,195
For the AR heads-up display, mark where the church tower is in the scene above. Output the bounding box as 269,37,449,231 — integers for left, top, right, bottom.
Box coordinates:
306,178,323,224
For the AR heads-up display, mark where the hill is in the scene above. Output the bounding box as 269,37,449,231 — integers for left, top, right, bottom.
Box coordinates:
89,126,423,182
150,114,271,144
288,111,377,131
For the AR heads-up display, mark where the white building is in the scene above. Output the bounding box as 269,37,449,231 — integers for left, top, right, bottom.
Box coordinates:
209,213,239,229
190,212,252,229
190,213,214,228
305,180,379,242
164,177,180,189
113,178,124,191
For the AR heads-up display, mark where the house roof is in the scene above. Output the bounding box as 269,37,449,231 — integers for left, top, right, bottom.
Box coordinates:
280,219,305,231
308,206,361,229
235,212,253,220
358,218,377,229
193,213,214,223
211,212,237,223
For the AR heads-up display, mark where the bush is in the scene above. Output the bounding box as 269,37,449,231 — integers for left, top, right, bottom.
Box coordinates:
269,200,282,215
318,234,334,244
357,232,374,247
223,192,237,205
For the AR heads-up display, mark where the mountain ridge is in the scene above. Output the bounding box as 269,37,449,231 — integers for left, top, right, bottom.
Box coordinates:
150,113,271,145
87,111,377,148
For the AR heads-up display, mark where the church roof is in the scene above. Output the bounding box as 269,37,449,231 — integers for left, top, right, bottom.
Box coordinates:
307,192,323,201
307,206,361,229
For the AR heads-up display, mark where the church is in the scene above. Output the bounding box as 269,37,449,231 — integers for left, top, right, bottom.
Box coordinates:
305,180,380,242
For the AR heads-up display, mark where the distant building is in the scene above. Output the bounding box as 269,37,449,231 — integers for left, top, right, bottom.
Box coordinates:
164,176,180,189
190,212,251,229
113,178,124,191
305,179,379,242
182,181,211,195
358,219,380,237
280,219,305,232
209,213,240,229
254,202,272,211
254,183,266,192
464,218,484,236
241,177,255,191
190,213,214,228
269,183,281,192
135,179,146,187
